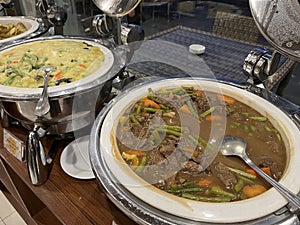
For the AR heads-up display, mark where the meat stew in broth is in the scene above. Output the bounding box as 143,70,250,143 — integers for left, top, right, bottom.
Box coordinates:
116,86,286,202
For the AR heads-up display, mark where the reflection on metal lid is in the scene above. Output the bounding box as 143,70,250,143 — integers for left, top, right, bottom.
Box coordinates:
250,0,300,61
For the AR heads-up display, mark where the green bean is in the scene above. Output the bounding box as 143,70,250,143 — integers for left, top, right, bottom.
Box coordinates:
152,130,161,145
152,125,182,132
186,100,199,119
187,135,204,148
236,175,255,184
143,107,159,113
226,166,256,179
148,88,155,99
10,67,27,78
4,74,18,85
240,193,248,200
198,136,216,153
135,104,142,114
243,124,249,132
166,187,202,194
129,114,140,125
135,155,147,174
163,125,182,132
159,104,169,110
182,181,195,187
156,87,184,95
156,128,182,137
234,179,244,192
250,116,267,122
199,107,215,119
264,125,272,132
231,121,240,128
250,125,257,132
182,193,232,202
210,186,236,199
171,184,178,190
276,133,282,142
21,53,38,67
182,86,194,91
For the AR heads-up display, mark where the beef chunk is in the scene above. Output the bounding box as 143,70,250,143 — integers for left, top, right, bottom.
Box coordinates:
182,161,204,174
159,140,176,157
256,156,283,179
147,148,165,165
214,162,237,189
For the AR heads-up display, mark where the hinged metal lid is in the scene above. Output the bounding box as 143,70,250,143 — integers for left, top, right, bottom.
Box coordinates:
250,0,300,61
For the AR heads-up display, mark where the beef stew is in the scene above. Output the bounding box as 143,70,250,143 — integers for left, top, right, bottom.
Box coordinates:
115,86,287,203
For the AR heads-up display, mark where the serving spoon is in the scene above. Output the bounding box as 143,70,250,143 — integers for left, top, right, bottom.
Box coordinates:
220,135,300,210
34,65,57,117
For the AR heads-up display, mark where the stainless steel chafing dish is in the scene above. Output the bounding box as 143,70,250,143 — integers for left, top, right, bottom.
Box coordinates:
88,0,300,224
0,35,123,185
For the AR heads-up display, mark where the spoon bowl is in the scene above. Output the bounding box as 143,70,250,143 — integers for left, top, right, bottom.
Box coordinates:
220,135,300,211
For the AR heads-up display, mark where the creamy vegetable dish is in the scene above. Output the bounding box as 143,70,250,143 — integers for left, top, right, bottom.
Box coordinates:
116,86,286,202
0,40,105,88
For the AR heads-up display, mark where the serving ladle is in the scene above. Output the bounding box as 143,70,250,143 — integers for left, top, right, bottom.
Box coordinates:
34,65,57,117
220,135,300,210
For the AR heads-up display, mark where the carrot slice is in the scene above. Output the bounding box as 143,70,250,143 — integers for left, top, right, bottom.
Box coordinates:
195,90,202,97
218,95,235,104
205,114,222,121
55,70,62,80
144,99,160,109
125,150,146,156
246,167,271,176
79,63,87,69
261,167,271,176
242,185,267,198
198,178,213,187
246,169,257,176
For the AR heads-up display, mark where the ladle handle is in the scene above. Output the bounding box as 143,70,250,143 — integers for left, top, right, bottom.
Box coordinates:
27,129,49,185
242,155,300,210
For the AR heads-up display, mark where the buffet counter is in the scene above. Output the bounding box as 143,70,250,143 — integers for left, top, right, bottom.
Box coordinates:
0,15,300,224
0,124,136,225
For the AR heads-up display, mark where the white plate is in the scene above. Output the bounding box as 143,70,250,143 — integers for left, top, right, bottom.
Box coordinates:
0,16,40,44
60,135,95,180
100,78,300,223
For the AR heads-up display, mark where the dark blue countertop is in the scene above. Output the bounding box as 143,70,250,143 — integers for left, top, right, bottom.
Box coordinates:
142,26,300,106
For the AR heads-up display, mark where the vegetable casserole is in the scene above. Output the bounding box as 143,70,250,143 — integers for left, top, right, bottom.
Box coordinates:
0,40,105,88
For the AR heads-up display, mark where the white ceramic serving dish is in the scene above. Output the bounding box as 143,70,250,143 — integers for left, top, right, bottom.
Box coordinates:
0,16,40,44
99,78,300,223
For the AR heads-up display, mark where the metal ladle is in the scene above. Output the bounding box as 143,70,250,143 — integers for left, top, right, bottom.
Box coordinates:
220,135,300,210
34,65,57,117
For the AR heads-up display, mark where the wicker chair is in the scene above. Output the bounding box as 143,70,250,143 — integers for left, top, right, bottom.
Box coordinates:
176,1,196,20
212,11,261,44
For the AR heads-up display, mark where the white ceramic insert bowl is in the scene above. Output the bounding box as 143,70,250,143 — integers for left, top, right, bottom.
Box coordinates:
99,78,300,223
